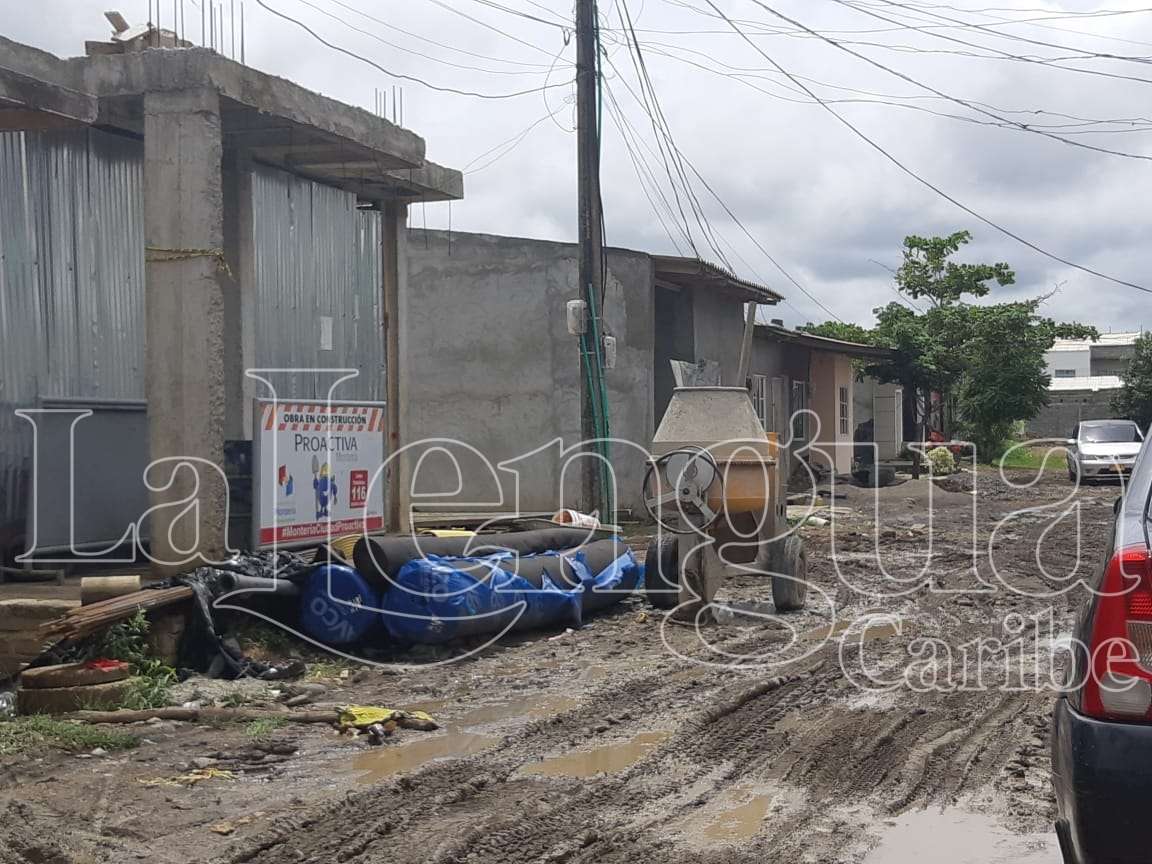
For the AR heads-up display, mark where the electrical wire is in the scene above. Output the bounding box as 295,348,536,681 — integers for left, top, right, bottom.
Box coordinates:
697,0,1150,294
603,49,846,320
319,0,556,68
419,0,560,55
464,0,570,28
863,0,1152,63
827,0,1152,88
628,33,1152,134
617,0,732,267
464,105,569,172
635,39,1152,137
293,0,560,75
253,0,575,98
664,0,1152,88
742,0,1152,162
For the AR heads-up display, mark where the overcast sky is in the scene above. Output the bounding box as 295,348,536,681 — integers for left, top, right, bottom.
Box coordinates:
7,0,1151,329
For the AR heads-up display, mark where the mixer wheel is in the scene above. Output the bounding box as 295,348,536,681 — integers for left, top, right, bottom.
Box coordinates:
771,535,808,612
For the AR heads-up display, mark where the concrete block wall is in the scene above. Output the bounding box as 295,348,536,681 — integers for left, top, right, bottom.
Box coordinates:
404,230,655,516
1026,390,1121,440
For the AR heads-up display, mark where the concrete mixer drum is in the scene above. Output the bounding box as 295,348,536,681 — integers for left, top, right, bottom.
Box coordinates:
640,386,809,617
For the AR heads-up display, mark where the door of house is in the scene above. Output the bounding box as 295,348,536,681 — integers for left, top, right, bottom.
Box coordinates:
791,381,809,443
873,384,904,460
751,374,770,431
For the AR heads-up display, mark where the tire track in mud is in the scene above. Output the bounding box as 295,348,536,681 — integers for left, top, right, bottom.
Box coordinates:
221,472,1100,864
221,634,1049,864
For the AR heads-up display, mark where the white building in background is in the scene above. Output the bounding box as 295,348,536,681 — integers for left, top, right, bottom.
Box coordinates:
1044,331,1144,381
1029,331,1145,438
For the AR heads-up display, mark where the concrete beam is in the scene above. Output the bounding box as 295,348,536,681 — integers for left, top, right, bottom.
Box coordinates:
143,87,228,571
0,108,87,131
383,161,464,202
80,49,425,167
0,36,425,169
0,66,97,125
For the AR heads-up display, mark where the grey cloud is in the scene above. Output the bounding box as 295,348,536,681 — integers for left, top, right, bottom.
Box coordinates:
6,0,1150,332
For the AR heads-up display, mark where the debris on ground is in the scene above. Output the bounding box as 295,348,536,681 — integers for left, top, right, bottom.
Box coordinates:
139,767,236,787
338,705,439,732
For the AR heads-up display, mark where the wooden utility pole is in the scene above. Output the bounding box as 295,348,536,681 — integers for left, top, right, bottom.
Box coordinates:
576,0,608,518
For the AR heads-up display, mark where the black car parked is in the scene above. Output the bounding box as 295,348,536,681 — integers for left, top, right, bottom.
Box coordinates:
1053,431,1152,863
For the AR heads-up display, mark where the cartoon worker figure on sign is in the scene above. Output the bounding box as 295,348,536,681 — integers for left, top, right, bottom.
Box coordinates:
311,455,338,520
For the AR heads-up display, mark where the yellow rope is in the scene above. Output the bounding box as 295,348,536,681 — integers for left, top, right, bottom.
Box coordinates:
145,246,233,278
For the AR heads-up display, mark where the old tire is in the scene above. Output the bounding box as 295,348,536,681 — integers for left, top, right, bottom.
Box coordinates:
772,536,808,612
20,661,131,690
644,535,680,610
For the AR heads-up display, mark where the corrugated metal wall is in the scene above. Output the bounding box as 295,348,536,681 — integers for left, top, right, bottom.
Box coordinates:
0,133,384,543
251,164,384,402
0,129,145,534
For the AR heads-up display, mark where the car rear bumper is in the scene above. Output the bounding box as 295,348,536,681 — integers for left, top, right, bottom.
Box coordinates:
1052,697,1152,863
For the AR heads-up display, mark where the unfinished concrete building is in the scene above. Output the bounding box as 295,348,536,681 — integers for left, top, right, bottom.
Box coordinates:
0,34,462,570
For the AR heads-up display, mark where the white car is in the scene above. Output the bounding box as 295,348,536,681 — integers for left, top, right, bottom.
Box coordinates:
1066,419,1144,481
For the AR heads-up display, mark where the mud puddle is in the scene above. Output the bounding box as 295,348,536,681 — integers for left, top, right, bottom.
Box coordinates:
699,787,773,842
454,694,579,727
354,732,497,783
801,616,902,642
864,806,1059,863
356,694,580,782
519,731,671,778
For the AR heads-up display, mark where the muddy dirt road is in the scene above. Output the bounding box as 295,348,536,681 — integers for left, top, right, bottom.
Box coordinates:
1,467,1107,863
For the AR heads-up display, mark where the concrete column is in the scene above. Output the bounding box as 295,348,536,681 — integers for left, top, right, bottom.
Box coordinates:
143,87,228,572
383,201,410,532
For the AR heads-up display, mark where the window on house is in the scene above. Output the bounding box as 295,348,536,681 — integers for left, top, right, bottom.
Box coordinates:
791,381,808,442
1053,369,1076,378
839,385,849,436
750,374,770,431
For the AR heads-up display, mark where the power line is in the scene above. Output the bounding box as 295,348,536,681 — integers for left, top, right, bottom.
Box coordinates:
464,0,569,28
319,0,556,68
253,0,574,98
603,47,846,321
831,0,1152,87
666,0,1152,88
863,0,1152,64
638,40,1152,137
604,89,691,254
464,105,568,173
698,0,1150,295
293,0,559,75
617,0,738,268
419,0,561,55
743,0,1152,163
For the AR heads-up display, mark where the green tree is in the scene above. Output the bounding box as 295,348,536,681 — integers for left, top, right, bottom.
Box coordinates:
1113,333,1152,430
954,301,1094,457
896,230,1014,305
801,231,1094,469
800,321,876,345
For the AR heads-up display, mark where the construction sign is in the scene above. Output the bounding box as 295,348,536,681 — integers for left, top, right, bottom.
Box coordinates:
252,400,386,546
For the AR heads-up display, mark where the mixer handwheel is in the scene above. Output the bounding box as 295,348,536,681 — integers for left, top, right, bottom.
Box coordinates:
641,447,724,533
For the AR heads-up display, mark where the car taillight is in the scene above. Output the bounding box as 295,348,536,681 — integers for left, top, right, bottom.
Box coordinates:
1083,546,1152,720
